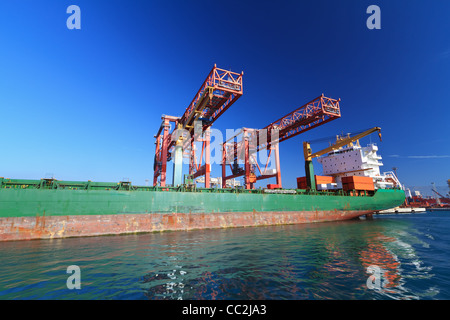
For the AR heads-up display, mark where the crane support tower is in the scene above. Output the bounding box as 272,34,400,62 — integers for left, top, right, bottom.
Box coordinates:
153,64,243,187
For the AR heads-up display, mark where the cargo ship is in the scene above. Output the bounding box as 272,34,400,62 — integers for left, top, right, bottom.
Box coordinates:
0,177,404,241
0,120,405,242
0,66,405,241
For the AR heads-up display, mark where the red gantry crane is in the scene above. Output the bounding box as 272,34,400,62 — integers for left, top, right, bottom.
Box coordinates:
221,94,341,189
153,64,243,187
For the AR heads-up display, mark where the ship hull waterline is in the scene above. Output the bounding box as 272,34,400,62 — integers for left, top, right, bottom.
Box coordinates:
0,186,405,241
0,209,373,241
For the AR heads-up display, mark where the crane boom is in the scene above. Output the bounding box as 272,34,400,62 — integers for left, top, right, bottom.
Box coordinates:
432,188,446,199
304,127,382,161
303,127,382,190
180,64,243,135
263,94,341,147
431,182,448,204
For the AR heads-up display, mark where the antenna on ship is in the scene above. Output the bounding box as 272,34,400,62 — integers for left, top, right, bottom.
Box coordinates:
392,167,398,178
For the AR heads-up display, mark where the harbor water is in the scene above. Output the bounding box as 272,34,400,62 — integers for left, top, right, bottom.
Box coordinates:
1,211,450,300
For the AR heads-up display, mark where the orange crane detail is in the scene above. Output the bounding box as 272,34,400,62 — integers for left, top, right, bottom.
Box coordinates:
153,65,243,187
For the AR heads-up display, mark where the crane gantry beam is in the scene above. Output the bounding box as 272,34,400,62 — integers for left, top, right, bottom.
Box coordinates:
263,94,341,147
180,64,243,134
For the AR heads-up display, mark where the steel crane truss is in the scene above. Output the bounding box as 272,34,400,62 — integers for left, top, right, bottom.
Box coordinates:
265,94,341,145
222,95,341,189
153,65,243,187
222,128,282,190
181,66,243,188
189,126,212,184
181,64,243,134
153,115,179,187
153,65,340,190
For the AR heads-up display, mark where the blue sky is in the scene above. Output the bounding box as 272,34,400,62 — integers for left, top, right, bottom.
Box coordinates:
0,0,449,191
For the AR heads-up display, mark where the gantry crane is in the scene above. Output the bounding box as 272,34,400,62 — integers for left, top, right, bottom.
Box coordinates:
303,127,382,190
153,64,243,187
221,94,341,189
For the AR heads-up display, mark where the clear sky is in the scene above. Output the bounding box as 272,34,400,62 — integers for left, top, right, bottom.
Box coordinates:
0,0,449,191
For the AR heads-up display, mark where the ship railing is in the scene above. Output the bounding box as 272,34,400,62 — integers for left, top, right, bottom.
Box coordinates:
1,178,376,197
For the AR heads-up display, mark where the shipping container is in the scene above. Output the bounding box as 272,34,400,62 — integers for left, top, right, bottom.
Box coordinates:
297,175,335,189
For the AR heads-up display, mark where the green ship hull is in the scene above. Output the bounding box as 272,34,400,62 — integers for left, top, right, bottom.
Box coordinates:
0,178,405,241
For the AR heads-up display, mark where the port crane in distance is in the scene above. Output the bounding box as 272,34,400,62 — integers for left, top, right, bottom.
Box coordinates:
431,186,447,199
303,127,382,190
431,182,450,205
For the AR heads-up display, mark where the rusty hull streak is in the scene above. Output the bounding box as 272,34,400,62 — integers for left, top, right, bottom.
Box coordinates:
0,210,371,241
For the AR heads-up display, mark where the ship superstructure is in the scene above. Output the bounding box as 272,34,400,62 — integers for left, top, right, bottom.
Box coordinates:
317,142,400,190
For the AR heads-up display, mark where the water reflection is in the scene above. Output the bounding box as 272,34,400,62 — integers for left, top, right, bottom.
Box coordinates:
134,219,435,300
0,214,440,300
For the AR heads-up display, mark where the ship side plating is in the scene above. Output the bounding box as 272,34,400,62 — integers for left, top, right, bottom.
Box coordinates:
0,178,405,241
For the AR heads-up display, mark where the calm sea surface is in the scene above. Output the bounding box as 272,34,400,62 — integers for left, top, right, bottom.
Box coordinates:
1,211,450,300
